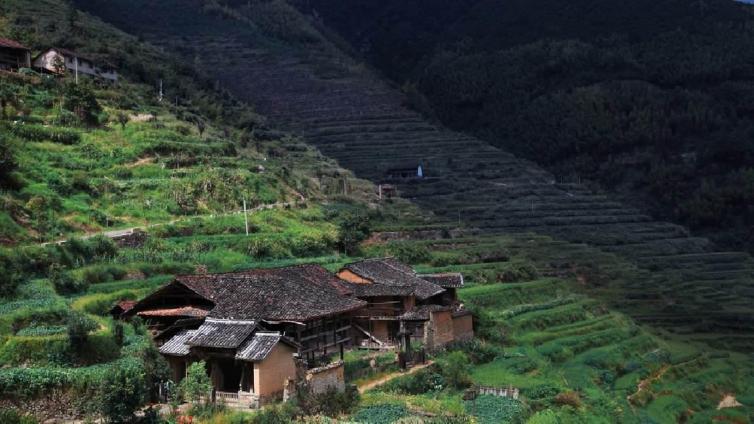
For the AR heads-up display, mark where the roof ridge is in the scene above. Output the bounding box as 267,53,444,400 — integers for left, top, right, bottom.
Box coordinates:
205,317,257,325
175,263,322,279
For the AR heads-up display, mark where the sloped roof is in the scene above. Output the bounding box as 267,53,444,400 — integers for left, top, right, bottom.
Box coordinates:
159,329,197,357
137,306,209,318
236,332,283,362
398,304,453,321
186,318,257,349
341,258,445,300
0,38,29,50
174,264,366,322
418,273,464,289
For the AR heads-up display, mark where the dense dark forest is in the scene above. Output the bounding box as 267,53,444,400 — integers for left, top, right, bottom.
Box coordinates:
295,0,754,253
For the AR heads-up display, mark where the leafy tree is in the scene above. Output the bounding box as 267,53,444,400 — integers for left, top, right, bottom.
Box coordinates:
62,82,102,126
180,361,212,404
337,210,372,255
0,81,17,120
0,133,18,187
437,351,472,389
49,263,87,294
98,365,146,423
116,112,129,130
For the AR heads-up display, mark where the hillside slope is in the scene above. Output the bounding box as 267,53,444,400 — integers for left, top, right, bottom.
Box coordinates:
73,0,754,346
296,0,754,255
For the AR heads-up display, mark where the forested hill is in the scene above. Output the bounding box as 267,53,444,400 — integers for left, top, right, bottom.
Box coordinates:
295,0,754,255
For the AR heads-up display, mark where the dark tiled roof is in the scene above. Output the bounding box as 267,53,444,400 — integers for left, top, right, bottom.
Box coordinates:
341,258,445,300
137,306,209,318
236,332,282,361
398,305,453,321
186,318,257,349
419,273,464,288
159,329,197,357
0,38,29,50
174,264,366,322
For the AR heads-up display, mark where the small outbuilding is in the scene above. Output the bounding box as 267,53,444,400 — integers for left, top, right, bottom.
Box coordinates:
0,38,31,71
33,47,118,82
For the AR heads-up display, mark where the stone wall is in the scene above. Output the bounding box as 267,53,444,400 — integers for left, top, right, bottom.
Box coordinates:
305,361,345,394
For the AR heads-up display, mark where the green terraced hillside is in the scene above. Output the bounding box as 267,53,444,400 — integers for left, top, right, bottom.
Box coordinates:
74,0,754,344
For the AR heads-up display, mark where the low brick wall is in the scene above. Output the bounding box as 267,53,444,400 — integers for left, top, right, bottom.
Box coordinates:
305,361,345,394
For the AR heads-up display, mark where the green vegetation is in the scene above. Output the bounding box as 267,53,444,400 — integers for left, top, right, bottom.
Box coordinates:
0,0,752,422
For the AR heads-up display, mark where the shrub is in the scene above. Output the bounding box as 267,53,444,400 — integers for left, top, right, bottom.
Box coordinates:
298,385,360,417
62,82,102,126
98,364,147,423
337,210,372,255
437,351,472,389
554,391,582,408
384,368,445,394
50,264,88,294
0,408,37,424
0,132,18,188
387,241,432,264
180,361,212,404
67,312,97,352
446,339,501,364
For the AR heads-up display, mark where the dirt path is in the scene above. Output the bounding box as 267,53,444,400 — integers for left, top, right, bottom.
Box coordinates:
628,364,670,404
358,361,434,394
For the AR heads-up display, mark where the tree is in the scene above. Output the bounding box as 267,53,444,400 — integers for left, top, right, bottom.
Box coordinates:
0,81,16,120
180,361,212,405
196,118,206,137
62,82,102,125
0,133,18,187
99,365,146,423
438,351,472,389
337,210,372,255
116,112,129,130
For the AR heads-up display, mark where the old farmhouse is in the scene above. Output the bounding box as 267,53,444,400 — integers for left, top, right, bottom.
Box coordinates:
33,47,118,82
0,38,31,71
122,259,472,407
337,259,472,350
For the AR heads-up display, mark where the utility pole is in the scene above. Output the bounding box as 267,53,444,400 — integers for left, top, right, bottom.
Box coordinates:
243,199,249,236
158,79,163,102
74,58,79,84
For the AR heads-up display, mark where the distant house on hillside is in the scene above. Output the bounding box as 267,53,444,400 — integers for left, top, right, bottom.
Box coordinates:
385,164,424,181
0,38,31,71
33,47,118,82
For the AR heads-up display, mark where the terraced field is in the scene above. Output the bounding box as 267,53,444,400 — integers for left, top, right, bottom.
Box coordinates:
75,0,754,345
457,280,754,423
